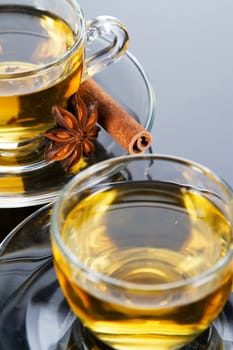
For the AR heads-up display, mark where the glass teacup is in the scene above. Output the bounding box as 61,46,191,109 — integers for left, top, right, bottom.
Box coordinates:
0,0,129,169
50,154,233,350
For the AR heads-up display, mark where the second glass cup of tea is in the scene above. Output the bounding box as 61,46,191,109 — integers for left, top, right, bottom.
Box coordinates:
51,154,233,350
0,0,129,168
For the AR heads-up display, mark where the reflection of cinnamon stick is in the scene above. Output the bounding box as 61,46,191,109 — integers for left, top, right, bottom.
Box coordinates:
79,79,153,154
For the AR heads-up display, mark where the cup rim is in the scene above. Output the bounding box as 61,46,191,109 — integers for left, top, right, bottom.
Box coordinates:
0,0,86,79
51,153,233,292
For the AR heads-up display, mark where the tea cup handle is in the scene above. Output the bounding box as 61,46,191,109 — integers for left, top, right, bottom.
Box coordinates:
84,16,129,79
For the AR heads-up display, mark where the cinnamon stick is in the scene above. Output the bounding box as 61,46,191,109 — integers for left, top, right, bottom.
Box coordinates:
79,79,153,154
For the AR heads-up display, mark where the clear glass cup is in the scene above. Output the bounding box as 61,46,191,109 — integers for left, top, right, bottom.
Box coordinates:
0,0,129,168
50,154,233,350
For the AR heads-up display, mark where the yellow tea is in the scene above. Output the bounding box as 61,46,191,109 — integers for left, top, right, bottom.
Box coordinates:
53,181,233,350
0,5,83,162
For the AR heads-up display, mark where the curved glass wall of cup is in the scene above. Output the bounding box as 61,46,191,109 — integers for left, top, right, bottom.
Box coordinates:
51,154,233,350
0,49,156,208
0,1,129,167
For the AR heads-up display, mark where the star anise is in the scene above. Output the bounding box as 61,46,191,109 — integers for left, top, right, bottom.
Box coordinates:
44,93,100,172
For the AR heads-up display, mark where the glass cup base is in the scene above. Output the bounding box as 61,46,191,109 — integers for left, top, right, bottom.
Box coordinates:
0,136,46,170
70,322,223,350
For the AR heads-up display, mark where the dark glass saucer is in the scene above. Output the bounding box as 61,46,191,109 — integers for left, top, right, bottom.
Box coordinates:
0,204,232,350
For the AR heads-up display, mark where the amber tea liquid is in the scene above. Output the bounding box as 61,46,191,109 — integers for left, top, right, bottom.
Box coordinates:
0,5,83,162
53,181,233,350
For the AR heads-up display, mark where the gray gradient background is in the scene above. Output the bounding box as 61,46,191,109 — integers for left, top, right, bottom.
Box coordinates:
79,1,233,187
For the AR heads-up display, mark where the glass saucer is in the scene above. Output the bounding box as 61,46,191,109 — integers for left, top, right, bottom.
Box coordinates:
0,204,232,350
0,50,156,208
